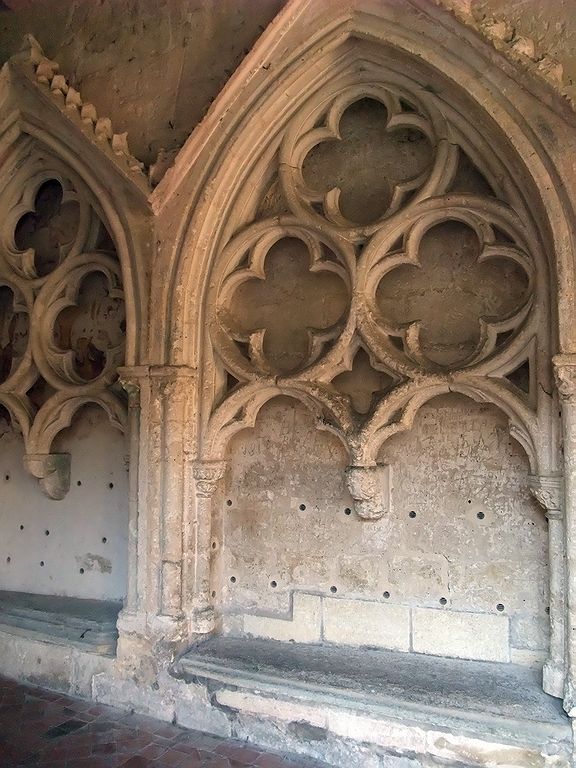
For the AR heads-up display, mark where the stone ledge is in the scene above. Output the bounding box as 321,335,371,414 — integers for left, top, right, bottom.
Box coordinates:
175,636,570,762
0,590,121,656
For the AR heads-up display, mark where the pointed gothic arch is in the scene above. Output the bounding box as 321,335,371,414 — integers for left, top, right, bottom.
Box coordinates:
141,0,576,710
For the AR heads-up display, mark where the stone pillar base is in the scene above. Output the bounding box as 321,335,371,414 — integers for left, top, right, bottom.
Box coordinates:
116,610,190,681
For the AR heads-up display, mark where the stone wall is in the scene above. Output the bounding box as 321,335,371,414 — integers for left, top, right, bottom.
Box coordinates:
219,395,548,666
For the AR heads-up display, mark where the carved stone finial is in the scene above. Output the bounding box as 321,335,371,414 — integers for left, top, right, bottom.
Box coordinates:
529,474,563,519
192,461,227,498
345,465,391,520
23,453,71,500
553,355,576,402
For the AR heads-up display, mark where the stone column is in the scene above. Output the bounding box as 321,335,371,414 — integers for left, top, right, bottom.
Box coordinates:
553,354,576,713
118,368,142,614
529,474,565,698
190,460,227,634
114,365,196,675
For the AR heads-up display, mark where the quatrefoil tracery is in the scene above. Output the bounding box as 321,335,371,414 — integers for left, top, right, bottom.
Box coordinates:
0,155,127,498
210,76,541,479
213,223,355,382
6,176,92,283
280,83,458,241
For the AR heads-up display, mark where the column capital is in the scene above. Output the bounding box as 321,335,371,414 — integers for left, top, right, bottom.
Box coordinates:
118,366,147,407
553,354,576,402
192,459,227,498
528,474,563,519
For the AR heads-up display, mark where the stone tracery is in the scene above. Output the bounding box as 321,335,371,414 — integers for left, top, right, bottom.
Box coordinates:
2,3,576,763
0,149,127,498
206,82,544,508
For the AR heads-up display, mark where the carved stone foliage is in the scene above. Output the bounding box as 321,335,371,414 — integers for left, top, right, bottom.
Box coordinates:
0,148,127,498
203,75,546,519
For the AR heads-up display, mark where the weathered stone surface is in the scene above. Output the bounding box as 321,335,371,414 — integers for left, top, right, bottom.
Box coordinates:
412,607,510,662
323,598,410,651
2,0,576,763
243,593,321,644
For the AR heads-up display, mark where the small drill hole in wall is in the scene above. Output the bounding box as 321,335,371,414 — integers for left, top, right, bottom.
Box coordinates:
108,482,114,489
467,499,472,504
211,541,217,549
546,606,550,614
211,590,216,598
45,530,50,536
476,511,485,520
330,585,337,594
383,591,390,599
344,508,352,516
102,537,107,544
496,603,505,612
439,597,447,606
270,580,277,588
77,480,82,486
19,525,24,531
230,576,236,583
6,557,11,563
226,499,232,507
408,511,416,518
79,568,85,574
299,504,306,511
40,561,44,567
4,474,9,481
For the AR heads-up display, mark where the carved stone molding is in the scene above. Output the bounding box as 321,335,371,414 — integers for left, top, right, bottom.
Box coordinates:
529,474,563,519
193,35,547,501
553,355,576,403
345,464,391,520
0,146,129,498
192,460,227,498
23,452,71,500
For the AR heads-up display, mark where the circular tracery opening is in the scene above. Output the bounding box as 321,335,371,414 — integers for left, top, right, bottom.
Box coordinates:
14,179,80,277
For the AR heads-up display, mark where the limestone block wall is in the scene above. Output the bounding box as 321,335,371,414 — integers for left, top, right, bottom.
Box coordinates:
218,396,548,666
0,406,129,600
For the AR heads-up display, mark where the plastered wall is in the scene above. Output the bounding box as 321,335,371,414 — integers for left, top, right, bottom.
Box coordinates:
219,395,548,666
0,406,129,600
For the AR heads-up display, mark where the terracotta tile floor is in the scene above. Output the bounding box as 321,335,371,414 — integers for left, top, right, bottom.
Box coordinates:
0,676,334,768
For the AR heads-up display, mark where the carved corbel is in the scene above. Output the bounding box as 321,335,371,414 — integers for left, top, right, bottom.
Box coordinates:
118,366,146,409
345,464,391,520
23,453,71,500
193,460,227,499
553,355,576,403
529,474,563,519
